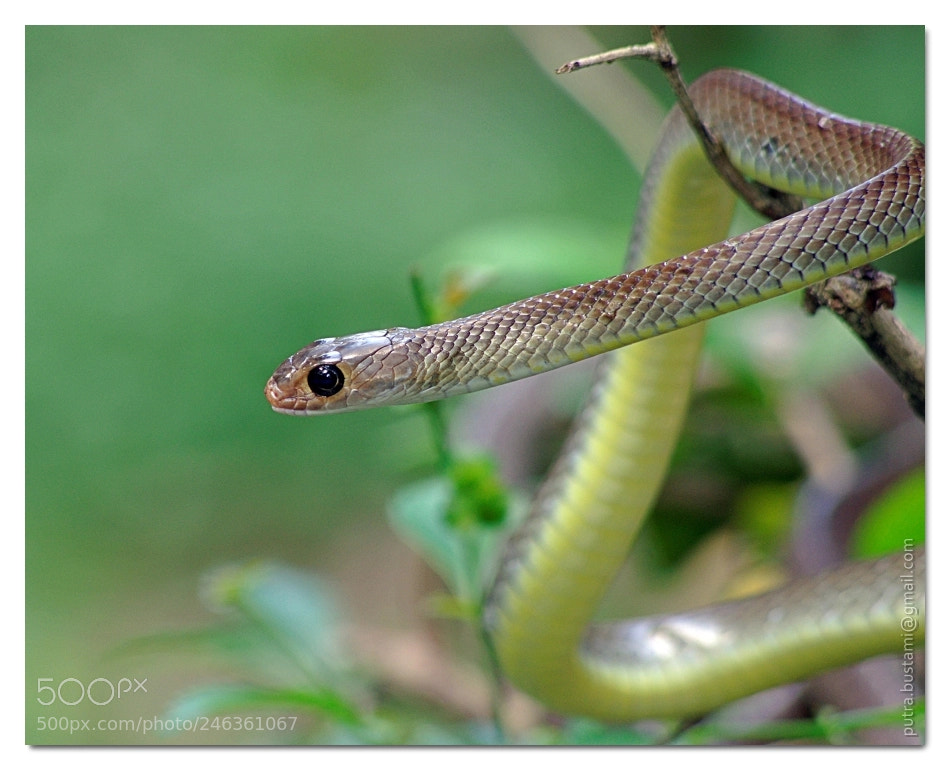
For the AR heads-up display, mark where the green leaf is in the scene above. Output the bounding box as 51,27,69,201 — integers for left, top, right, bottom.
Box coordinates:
387,475,522,605
167,683,363,728
417,217,627,307
206,562,340,652
446,456,509,528
850,468,926,558
560,718,659,745
673,702,924,745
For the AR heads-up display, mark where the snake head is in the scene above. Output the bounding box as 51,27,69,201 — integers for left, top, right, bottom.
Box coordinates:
264,330,414,414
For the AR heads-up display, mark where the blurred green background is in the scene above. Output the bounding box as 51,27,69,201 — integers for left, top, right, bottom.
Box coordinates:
26,26,924,744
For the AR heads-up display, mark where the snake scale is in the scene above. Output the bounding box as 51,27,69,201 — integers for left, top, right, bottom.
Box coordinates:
265,69,925,722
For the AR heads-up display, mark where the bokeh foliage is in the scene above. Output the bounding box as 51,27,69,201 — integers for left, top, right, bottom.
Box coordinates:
26,26,923,744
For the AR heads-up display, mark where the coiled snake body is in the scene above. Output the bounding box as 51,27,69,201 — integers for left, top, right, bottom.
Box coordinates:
266,70,925,721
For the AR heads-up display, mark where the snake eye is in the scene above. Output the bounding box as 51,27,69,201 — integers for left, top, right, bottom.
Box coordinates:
307,363,345,397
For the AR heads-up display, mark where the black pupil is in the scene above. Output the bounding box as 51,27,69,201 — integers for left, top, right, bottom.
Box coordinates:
307,364,344,397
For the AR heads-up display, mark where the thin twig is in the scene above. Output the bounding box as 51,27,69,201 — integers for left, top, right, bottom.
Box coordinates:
556,26,801,221
554,42,668,74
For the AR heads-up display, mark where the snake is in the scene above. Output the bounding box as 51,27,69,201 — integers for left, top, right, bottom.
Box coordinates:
265,69,925,722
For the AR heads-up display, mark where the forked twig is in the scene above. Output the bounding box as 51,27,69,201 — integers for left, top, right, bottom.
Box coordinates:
556,26,801,221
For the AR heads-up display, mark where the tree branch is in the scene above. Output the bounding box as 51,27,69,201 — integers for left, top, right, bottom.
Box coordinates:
804,269,925,419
